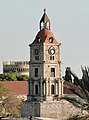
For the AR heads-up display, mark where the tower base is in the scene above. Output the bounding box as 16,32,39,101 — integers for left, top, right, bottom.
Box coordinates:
21,100,81,120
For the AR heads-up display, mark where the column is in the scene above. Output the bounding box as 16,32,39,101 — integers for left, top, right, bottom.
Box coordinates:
40,81,43,96
58,80,60,95
30,81,33,95
33,81,35,95
55,81,56,94
61,80,64,95
46,80,48,95
55,82,58,95
43,82,45,95
48,81,50,96
49,81,51,95
45,81,46,95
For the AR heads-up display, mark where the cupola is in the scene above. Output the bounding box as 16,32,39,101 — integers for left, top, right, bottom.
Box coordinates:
31,9,59,45
40,9,50,30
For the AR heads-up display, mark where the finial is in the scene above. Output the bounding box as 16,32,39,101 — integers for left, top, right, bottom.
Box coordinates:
44,8,46,13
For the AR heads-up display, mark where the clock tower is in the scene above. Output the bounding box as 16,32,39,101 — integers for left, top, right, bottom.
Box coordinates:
21,10,81,119
28,9,63,102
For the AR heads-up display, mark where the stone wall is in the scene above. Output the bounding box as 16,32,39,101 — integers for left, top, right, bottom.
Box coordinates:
21,100,81,120
40,100,81,120
3,61,29,76
21,102,40,117
44,44,61,79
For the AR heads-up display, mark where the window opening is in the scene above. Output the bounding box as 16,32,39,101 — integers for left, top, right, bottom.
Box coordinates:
50,56,54,60
53,56,54,60
35,68,38,77
49,37,54,43
51,84,55,94
37,36,41,43
35,56,39,60
35,49,39,55
35,84,38,95
50,56,52,60
51,68,55,77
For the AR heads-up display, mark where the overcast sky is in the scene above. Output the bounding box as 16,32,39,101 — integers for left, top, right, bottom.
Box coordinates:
0,0,89,77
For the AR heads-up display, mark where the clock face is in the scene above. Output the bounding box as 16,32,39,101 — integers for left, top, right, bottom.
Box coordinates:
50,49,55,55
35,49,39,55
48,47,55,55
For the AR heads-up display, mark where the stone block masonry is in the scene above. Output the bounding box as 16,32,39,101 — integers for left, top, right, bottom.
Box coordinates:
21,100,81,120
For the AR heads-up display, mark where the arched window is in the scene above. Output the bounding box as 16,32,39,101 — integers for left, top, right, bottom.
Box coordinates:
35,84,38,95
51,84,55,94
19,68,20,72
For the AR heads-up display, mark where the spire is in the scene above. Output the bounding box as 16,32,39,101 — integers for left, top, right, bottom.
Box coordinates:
40,9,50,30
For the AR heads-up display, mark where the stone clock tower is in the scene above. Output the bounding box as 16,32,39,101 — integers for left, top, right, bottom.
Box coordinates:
26,9,63,118
22,10,81,119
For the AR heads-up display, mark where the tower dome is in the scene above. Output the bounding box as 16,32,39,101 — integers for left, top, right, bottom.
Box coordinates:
32,9,58,45
32,28,58,44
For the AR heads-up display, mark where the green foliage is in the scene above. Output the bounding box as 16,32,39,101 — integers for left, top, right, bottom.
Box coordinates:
17,74,29,81
62,66,89,120
64,67,72,83
68,115,89,120
81,66,89,92
0,73,29,81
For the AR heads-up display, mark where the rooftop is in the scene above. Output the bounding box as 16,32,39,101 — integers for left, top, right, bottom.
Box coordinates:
0,81,28,95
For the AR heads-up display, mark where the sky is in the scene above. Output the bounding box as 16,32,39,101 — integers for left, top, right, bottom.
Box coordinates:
0,0,89,77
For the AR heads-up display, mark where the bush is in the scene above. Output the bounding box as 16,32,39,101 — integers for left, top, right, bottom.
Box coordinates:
0,73,29,81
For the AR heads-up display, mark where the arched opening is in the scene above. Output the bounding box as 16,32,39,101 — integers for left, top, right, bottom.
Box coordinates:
21,68,22,72
51,84,55,94
19,68,20,72
35,84,38,95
